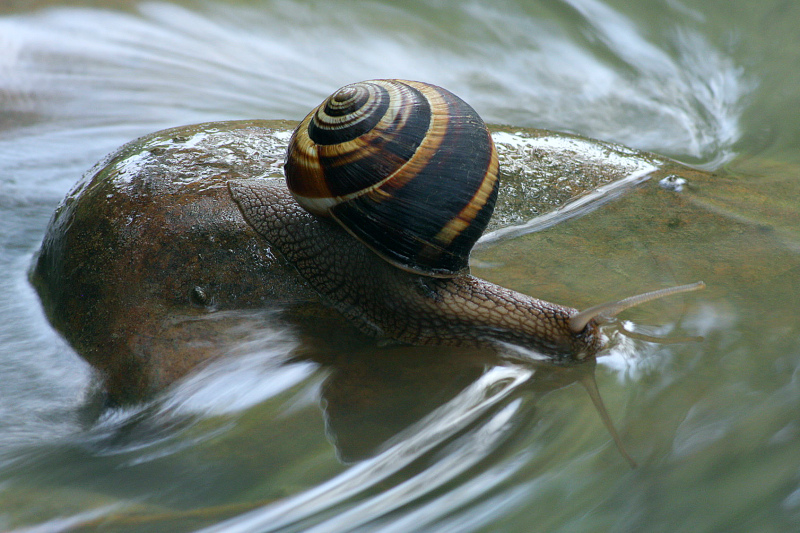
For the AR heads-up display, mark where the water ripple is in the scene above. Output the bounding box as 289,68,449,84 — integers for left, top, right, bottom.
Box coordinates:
0,0,750,176
199,365,534,533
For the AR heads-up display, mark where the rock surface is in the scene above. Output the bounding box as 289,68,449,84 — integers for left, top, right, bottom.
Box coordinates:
32,119,710,403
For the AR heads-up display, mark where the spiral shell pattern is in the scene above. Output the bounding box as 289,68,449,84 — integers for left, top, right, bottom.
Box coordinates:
284,79,499,277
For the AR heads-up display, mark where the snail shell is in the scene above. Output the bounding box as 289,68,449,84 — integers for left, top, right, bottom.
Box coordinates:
284,79,499,277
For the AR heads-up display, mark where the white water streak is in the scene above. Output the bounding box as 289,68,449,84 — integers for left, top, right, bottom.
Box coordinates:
0,0,749,173
199,365,533,533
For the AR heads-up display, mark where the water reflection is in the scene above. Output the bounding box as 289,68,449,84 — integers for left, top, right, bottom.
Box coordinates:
1,301,644,531
3,0,798,530
198,347,614,533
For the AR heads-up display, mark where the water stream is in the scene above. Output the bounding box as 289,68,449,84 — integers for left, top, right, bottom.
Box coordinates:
1,0,799,531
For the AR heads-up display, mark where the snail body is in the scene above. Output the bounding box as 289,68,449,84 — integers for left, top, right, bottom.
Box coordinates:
230,79,703,361
230,179,598,359
31,80,705,405
32,81,707,460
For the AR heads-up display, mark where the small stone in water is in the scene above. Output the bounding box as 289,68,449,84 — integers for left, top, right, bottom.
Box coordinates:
659,175,687,192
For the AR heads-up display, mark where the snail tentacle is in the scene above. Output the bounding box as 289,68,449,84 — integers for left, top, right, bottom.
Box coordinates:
568,281,706,334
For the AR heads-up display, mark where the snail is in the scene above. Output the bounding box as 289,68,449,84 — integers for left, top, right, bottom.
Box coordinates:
228,79,704,362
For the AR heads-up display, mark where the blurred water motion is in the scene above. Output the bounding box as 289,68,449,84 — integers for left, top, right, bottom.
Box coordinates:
1,0,799,531
0,0,748,163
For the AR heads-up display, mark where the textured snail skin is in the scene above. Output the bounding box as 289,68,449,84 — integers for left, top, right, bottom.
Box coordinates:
229,179,603,360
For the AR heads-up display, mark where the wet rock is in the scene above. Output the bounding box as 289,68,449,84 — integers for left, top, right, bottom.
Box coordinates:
31,119,712,403
31,120,320,403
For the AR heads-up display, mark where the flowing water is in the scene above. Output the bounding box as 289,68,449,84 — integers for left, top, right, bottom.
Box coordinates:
1,0,799,531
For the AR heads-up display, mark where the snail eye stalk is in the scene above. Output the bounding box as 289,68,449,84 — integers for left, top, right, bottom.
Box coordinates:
568,281,706,333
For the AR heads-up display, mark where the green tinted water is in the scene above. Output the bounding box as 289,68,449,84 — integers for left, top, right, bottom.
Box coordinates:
1,0,798,531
